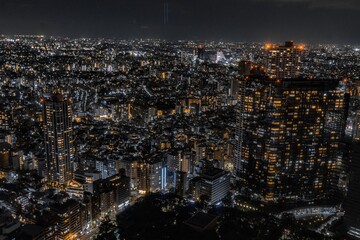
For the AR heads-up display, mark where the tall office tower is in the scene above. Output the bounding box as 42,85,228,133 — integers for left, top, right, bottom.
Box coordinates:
43,89,74,183
344,143,360,239
189,166,231,205
266,41,304,79
235,77,349,202
197,44,205,60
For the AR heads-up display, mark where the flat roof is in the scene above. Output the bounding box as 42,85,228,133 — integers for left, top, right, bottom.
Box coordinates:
184,212,218,231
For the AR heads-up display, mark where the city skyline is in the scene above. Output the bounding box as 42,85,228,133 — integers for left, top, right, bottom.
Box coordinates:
0,0,359,44
0,4,359,236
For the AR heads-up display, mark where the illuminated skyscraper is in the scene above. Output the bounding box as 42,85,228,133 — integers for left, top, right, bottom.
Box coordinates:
266,41,304,79
43,89,74,183
235,77,349,202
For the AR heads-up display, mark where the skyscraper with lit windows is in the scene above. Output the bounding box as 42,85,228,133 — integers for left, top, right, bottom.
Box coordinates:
43,89,74,183
235,77,349,202
266,41,304,79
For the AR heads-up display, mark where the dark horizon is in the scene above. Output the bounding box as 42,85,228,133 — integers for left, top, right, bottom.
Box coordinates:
0,0,359,45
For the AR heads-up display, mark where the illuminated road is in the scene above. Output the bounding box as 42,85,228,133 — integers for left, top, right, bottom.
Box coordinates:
277,206,338,220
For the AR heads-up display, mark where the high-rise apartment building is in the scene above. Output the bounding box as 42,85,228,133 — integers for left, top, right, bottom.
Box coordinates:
135,159,167,193
235,77,349,202
43,89,74,183
266,41,304,79
51,199,82,240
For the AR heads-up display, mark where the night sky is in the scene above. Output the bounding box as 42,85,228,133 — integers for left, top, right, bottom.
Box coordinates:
0,0,359,44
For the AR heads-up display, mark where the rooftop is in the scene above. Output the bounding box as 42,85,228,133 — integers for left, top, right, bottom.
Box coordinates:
184,212,218,231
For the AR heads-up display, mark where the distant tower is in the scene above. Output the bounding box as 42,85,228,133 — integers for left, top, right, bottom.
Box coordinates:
266,41,304,79
164,1,169,25
197,44,205,60
43,89,74,183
